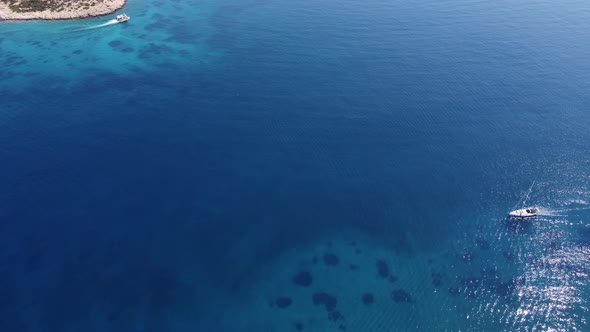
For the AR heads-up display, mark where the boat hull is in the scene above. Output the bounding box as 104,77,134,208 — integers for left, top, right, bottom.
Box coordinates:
116,14,130,23
509,208,537,218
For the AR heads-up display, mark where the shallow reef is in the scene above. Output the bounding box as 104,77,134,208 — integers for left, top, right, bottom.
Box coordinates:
293,271,312,287
376,259,390,278
313,292,337,311
362,292,374,305
431,272,443,287
275,297,292,308
323,253,339,266
391,289,413,303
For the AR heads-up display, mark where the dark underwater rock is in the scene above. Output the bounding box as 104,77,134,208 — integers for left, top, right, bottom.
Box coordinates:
294,322,304,330
391,289,413,303
431,272,443,287
276,297,292,308
460,276,482,298
362,292,374,305
376,260,389,278
313,292,337,311
479,266,502,291
458,266,518,298
108,40,122,48
349,264,359,271
324,253,339,266
494,276,524,298
493,280,516,297
328,310,343,321
388,275,398,283
294,271,312,287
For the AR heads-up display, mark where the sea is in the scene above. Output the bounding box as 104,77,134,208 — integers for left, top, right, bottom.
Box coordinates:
1,0,590,331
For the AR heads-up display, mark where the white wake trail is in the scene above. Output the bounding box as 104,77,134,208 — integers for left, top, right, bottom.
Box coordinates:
534,206,590,217
70,19,119,32
534,207,564,217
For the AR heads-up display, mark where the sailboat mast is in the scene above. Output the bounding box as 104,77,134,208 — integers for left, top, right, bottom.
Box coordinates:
522,181,535,208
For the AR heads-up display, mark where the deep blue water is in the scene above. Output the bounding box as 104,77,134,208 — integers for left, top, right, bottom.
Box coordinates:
1,0,590,331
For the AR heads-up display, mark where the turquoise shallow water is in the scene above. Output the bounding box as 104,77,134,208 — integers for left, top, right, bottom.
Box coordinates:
1,0,590,331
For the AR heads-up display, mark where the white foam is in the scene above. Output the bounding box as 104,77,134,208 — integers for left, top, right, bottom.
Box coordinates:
565,199,589,205
70,19,120,32
535,206,590,217
534,207,564,217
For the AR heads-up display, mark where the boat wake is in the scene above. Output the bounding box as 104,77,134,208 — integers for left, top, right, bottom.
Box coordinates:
533,207,565,217
538,206,590,216
69,19,119,32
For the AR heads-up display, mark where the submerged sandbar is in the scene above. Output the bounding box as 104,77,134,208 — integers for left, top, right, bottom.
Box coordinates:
0,0,126,20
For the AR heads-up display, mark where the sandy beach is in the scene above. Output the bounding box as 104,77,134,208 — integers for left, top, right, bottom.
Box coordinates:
0,0,126,20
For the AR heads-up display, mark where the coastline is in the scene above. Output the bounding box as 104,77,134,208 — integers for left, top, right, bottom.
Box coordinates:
0,0,127,21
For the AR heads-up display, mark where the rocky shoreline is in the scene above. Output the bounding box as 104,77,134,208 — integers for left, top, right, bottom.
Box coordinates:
0,0,127,21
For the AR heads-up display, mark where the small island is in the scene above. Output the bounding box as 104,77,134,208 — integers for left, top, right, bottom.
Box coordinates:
0,0,126,20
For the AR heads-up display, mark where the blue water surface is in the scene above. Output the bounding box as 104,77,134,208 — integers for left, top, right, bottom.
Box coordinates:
1,0,590,331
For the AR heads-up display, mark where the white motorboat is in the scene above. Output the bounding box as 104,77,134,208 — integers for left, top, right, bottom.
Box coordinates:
509,207,538,218
116,13,130,23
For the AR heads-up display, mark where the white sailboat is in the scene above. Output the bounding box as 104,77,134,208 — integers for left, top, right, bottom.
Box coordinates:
509,181,537,218
509,207,538,218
